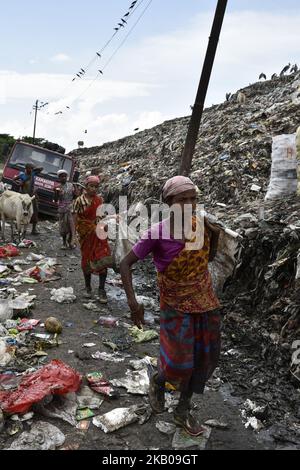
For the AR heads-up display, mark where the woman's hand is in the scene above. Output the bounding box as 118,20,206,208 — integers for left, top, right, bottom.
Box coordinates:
129,300,145,329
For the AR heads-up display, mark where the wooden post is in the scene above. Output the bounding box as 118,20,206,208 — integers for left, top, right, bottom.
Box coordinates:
180,0,228,176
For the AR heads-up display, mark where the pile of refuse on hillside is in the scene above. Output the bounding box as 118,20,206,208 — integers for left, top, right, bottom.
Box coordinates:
71,71,300,208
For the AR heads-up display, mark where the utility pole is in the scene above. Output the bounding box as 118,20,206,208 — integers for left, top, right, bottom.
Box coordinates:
180,0,228,176
33,100,39,144
32,100,48,144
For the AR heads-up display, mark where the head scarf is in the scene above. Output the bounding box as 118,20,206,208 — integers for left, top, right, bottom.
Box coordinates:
57,169,68,177
162,176,196,200
85,175,100,185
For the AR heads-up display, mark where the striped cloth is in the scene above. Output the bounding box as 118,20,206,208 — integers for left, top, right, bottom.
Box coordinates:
157,308,221,394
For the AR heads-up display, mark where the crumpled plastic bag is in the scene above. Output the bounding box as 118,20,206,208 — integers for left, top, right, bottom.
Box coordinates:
0,340,13,367
0,360,82,414
50,287,76,303
0,299,13,322
129,326,159,343
92,405,149,433
6,421,65,450
111,368,149,395
0,245,20,259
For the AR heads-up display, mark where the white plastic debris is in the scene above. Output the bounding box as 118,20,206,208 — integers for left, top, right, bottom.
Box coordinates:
6,421,65,450
204,419,229,429
91,351,125,363
0,265,9,274
250,184,261,192
83,302,99,311
76,386,104,410
33,394,78,427
0,339,13,367
92,406,140,433
129,356,157,370
50,287,76,303
172,426,212,450
0,299,13,322
8,294,36,311
26,253,44,261
156,421,176,435
111,369,149,395
245,416,264,432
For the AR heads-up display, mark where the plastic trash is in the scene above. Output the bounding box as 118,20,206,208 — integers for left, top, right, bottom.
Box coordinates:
172,426,212,450
33,394,77,427
0,340,13,367
76,385,104,410
111,369,149,395
83,302,99,311
0,373,22,391
91,351,125,363
86,372,118,398
18,240,36,248
76,408,95,421
24,264,56,283
128,326,159,343
6,421,65,450
17,319,40,332
97,316,119,327
50,287,76,304
0,360,82,414
156,420,176,435
0,245,20,259
8,294,36,313
92,406,140,433
204,419,229,429
26,253,44,262
0,324,8,337
129,356,157,370
0,299,13,322
265,134,297,200
0,265,9,275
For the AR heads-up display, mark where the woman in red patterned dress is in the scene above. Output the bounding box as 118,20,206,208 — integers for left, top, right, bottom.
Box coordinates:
73,176,113,304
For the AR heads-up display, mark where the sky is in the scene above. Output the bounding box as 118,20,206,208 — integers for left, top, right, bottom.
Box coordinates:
0,0,299,151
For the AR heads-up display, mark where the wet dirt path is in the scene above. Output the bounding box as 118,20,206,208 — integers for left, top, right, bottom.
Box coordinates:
0,221,269,450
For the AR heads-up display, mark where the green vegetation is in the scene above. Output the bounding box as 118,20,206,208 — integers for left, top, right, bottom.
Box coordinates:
0,134,59,163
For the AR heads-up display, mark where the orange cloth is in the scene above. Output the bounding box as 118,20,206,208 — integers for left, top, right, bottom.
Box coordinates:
158,224,220,313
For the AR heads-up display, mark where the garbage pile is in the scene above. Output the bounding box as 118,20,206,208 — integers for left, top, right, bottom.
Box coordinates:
71,72,300,207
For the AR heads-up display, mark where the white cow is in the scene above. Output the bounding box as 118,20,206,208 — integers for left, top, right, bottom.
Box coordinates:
0,191,35,241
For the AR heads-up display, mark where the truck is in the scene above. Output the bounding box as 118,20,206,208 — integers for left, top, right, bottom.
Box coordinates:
1,141,80,216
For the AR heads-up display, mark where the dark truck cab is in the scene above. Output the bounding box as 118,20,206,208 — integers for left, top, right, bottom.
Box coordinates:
1,141,80,216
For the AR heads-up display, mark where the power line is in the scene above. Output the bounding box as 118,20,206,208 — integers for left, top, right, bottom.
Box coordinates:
61,0,153,111
49,0,147,109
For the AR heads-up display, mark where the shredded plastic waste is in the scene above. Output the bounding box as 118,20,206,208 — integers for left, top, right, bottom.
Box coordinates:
0,360,82,414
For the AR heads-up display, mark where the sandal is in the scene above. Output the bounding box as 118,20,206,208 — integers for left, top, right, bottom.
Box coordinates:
174,411,205,437
98,289,108,304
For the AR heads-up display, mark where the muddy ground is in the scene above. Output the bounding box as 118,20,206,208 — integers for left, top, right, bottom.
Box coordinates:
1,220,294,450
